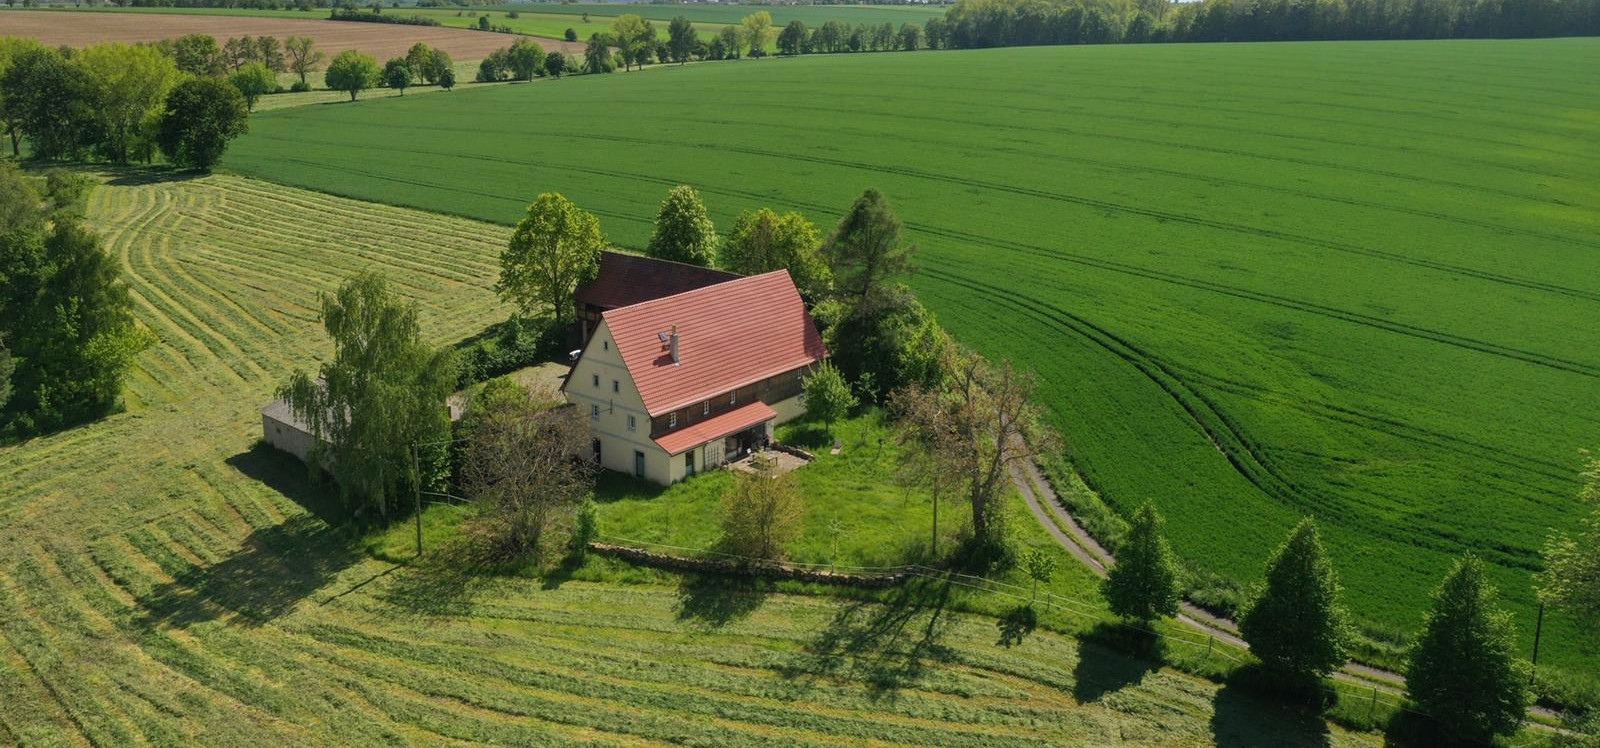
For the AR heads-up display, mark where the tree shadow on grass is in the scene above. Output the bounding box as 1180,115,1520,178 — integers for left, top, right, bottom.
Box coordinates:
996,604,1037,648
103,166,206,187
779,576,957,701
675,573,769,628
1072,622,1162,704
1210,666,1333,748
132,446,365,629
136,512,363,629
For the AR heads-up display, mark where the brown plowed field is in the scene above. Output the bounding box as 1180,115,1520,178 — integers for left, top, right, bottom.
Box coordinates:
0,10,580,60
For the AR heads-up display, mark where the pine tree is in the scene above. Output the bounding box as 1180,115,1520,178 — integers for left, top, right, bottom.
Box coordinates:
1408,555,1528,743
822,188,914,316
1103,503,1181,623
1237,518,1352,688
646,185,717,267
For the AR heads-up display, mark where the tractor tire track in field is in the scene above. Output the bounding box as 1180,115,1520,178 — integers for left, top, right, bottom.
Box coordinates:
257,138,1600,381
925,265,1546,569
912,224,1600,380
276,126,1600,304
250,128,1600,309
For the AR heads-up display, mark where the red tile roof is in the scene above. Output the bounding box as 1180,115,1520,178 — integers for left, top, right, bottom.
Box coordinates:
574,252,740,312
653,401,777,456
604,270,826,416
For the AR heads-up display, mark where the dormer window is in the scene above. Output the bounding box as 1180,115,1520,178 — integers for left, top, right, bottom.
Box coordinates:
669,412,677,428
730,392,737,406
702,401,709,416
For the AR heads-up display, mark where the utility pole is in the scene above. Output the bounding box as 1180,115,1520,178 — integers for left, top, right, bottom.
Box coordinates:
412,442,423,559
1530,602,1545,686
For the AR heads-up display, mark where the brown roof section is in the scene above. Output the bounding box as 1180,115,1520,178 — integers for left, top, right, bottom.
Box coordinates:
654,401,777,456
604,270,826,417
574,252,740,312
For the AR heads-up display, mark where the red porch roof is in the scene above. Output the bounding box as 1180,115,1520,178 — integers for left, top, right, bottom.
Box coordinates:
653,401,776,456
603,270,826,417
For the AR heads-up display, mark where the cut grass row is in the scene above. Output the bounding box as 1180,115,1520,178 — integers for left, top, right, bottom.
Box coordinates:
0,172,1378,744
221,39,1600,675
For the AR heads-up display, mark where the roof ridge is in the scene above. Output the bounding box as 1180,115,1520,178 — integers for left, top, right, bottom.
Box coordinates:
601,269,792,320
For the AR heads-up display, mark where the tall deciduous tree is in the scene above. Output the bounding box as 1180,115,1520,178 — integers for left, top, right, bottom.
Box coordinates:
891,352,1057,553
0,164,154,437
506,39,545,81
0,46,96,161
721,453,804,561
0,37,42,157
497,193,606,326
724,208,831,301
778,20,808,54
280,272,458,519
405,42,436,84
646,185,718,267
1537,450,1600,638
610,14,654,70
1409,555,1528,742
803,361,856,439
667,16,697,63
284,36,325,87
381,57,412,94
718,25,743,58
156,78,249,171
325,50,380,101
170,33,222,77
77,43,181,164
584,34,613,74
742,11,775,56
460,379,595,559
824,188,915,317
228,62,277,112
1238,519,1353,688
1103,503,1181,623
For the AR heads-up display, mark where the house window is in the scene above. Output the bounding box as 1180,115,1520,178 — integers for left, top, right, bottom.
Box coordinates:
591,404,599,420
592,374,599,388
669,412,677,428
612,380,620,394
604,340,610,351
730,391,737,406
703,401,710,416
627,415,637,432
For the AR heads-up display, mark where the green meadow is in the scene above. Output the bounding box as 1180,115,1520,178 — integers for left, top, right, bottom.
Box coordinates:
0,172,1390,745
224,39,1600,675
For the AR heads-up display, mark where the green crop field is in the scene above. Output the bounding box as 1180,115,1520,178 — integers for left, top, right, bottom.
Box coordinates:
0,172,1379,744
222,38,1600,677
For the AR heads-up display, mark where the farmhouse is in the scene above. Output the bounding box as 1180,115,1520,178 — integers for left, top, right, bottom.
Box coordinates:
573,251,739,347
564,269,826,485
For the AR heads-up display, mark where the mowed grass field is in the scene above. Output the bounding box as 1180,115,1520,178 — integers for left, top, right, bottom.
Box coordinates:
224,39,1600,673
0,172,1379,744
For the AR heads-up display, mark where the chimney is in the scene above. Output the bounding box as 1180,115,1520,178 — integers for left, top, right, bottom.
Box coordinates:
669,325,680,365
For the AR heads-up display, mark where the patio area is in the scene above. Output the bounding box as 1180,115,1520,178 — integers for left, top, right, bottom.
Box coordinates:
727,448,813,476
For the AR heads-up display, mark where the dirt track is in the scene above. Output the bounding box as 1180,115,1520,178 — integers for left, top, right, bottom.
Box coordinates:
0,10,580,61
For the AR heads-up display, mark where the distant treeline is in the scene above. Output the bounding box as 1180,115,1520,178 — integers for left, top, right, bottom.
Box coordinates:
939,0,1600,46
327,7,442,26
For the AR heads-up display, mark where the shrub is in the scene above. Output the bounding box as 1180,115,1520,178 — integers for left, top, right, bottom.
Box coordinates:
453,316,559,388
289,80,311,92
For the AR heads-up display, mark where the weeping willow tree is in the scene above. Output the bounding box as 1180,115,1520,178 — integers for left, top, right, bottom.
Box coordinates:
280,271,457,520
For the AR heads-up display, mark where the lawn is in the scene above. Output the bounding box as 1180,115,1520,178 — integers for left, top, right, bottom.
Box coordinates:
594,410,956,568
0,170,1387,744
221,38,1600,678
